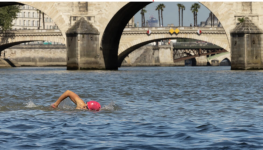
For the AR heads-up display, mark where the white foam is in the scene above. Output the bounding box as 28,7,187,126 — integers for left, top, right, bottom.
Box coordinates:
25,100,37,108
101,101,117,111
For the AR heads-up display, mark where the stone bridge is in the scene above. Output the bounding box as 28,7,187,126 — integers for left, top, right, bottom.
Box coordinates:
0,2,262,70
207,52,231,65
0,30,64,51
119,27,228,65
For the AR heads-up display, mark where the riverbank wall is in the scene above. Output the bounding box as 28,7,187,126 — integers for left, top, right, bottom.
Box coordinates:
0,45,66,67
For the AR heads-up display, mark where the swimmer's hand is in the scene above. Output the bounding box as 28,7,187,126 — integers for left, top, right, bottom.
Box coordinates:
51,103,58,108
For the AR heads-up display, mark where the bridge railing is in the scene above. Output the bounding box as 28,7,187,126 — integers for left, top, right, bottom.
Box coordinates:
0,29,62,33
173,42,217,46
124,26,225,31
173,42,223,49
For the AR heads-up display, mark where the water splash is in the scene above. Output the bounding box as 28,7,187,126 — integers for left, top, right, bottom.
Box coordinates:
25,100,37,108
101,101,119,111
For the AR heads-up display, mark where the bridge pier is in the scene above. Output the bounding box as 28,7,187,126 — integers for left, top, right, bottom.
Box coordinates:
195,56,208,66
231,17,263,70
66,18,105,70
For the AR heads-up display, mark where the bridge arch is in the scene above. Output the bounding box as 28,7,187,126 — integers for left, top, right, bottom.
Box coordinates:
207,52,231,65
101,2,234,69
0,36,65,52
118,34,228,66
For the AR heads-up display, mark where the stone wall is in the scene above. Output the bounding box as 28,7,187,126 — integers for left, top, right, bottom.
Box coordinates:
0,58,9,67
0,45,66,67
121,45,185,67
195,56,208,66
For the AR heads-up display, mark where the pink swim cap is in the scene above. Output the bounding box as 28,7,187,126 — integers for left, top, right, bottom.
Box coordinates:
87,101,101,111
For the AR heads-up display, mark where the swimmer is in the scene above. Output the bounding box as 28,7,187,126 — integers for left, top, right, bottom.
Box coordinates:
51,90,101,111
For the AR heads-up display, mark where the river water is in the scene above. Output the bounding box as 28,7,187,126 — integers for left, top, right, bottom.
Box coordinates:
0,66,263,149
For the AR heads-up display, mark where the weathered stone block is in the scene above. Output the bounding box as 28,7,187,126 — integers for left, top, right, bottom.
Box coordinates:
66,17,105,70
231,17,263,70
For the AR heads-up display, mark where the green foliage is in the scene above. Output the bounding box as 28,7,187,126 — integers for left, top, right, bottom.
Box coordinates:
191,3,200,13
181,4,185,10
0,5,20,31
177,3,182,9
238,18,244,23
140,7,147,15
158,3,165,11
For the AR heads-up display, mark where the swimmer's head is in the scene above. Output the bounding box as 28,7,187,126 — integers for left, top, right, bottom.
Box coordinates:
87,101,101,111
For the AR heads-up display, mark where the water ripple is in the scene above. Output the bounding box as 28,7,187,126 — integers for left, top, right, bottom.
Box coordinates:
0,67,263,149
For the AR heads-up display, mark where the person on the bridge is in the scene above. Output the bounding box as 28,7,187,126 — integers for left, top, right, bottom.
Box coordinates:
51,90,101,111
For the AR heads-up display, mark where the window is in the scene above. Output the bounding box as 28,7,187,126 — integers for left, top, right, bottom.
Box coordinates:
33,12,34,18
37,21,39,27
19,20,21,25
23,12,25,17
28,12,30,18
27,20,30,26
32,21,34,26
73,17,76,21
50,25,52,29
23,20,25,26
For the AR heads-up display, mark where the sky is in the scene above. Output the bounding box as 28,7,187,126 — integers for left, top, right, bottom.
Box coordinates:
134,2,211,27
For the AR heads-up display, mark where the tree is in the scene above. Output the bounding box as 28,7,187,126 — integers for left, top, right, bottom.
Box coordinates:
155,5,161,27
140,7,147,27
177,4,181,27
0,5,20,32
191,3,200,27
158,3,165,27
181,4,185,26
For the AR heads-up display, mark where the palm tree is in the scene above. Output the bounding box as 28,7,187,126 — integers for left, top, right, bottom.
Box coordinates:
191,3,200,27
177,4,181,27
190,4,195,26
158,3,165,27
155,5,161,27
140,7,147,27
181,4,185,26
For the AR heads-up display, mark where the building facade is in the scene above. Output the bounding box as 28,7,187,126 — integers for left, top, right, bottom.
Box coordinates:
12,5,58,30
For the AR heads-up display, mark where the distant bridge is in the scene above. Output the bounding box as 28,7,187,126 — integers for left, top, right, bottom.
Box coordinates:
119,27,229,64
0,30,64,51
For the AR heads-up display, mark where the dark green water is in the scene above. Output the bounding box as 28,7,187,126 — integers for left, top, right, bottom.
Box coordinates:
0,66,262,149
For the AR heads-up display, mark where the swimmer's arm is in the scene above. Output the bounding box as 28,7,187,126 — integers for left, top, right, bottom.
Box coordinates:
51,90,79,108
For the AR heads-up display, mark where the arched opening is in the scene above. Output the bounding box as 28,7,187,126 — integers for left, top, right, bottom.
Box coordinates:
102,2,228,69
118,37,225,67
185,58,197,66
220,58,231,66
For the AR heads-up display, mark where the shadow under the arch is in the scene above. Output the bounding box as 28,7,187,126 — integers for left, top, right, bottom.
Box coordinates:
101,2,151,70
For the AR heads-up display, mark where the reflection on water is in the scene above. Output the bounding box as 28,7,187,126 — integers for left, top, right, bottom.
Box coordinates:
0,66,263,149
